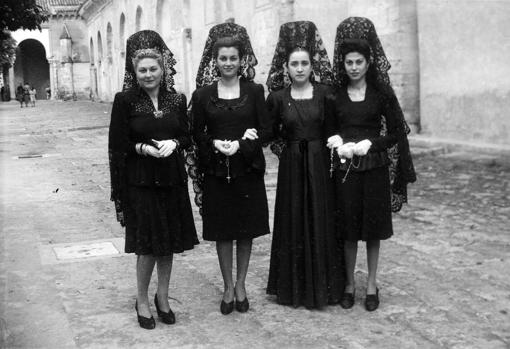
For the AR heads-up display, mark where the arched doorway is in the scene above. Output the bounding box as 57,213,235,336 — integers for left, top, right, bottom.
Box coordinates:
13,39,50,100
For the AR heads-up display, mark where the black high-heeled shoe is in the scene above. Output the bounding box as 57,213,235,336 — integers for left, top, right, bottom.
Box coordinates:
364,288,380,311
135,301,156,330
154,294,176,324
340,290,355,309
220,300,235,315
235,297,249,313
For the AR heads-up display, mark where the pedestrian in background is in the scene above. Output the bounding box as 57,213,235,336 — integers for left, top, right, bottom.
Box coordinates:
191,23,271,315
16,83,23,107
263,21,345,309
108,30,199,329
328,17,416,311
22,83,30,107
29,87,36,107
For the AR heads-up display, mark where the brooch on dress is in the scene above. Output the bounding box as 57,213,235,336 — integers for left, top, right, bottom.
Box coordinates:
153,110,163,118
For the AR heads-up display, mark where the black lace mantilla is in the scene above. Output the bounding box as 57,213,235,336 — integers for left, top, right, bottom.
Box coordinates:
195,22,258,89
332,17,391,87
122,30,177,93
333,17,416,212
266,21,335,93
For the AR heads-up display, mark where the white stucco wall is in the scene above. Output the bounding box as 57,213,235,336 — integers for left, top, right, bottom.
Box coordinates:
417,0,510,145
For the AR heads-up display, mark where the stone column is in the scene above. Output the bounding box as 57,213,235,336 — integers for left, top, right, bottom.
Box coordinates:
278,0,295,25
90,66,97,101
182,28,193,97
8,66,15,99
398,0,420,133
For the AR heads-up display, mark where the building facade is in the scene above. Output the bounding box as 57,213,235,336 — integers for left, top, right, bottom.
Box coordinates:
6,0,510,147
8,0,89,100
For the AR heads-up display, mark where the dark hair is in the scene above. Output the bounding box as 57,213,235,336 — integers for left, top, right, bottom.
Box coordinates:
212,36,245,59
284,46,312,65
338,38,388,94
339,38,371,62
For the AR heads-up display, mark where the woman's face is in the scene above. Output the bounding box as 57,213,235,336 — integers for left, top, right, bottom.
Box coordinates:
344,52,369,83
287,50,312,85
135,57,163,91
216,47,241,79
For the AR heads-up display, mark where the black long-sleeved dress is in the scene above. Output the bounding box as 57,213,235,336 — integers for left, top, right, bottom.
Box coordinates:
191,80,271,241
327,85,399,241
266,84,345,309
108,87,199,255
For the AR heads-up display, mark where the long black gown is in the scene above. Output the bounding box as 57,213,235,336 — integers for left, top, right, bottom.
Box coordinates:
266,84,344,309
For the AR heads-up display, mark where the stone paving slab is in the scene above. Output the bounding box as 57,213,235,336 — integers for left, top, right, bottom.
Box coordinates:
1,100,509,348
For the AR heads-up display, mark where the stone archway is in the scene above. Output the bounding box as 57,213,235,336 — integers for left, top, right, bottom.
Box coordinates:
13,39,50,100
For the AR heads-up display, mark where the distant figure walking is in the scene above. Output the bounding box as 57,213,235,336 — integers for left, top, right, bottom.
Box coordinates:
22,83,30,108
29,87,36,107
45,86,51,100
16,84,23,107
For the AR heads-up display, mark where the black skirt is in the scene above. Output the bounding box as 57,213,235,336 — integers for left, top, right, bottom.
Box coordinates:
334,165,393,241
125,185,199,256
267,141,345,309
202,172,270,241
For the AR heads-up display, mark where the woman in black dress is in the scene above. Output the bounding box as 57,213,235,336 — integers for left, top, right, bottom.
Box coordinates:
264,21,345,309
108,30,198,329
191,24,271,314
329,17,416,311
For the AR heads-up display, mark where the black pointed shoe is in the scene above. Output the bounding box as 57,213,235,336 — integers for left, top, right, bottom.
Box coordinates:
135,301,156,330
364,288,380,312
220,300,235,315
235,297,249,313
154,294,176,324
340,291,355,309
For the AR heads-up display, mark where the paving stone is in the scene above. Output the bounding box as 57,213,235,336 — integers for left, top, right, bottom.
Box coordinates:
1,100,509,348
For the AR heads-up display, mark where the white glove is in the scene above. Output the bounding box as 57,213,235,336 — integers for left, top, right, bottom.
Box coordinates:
327,135,343,149
222,140,240,156
242,128,258,140
214,139,240,156
337,142,356,160
352,139,372,156
144,144,162,158
213,139,229,154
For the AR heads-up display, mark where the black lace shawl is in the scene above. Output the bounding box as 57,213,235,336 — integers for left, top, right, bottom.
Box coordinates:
332,17,416,212
122,30,177,93
195,22,258,89
187,22,259,213
265,21,335,158
108,30,178,226
266,21,335,93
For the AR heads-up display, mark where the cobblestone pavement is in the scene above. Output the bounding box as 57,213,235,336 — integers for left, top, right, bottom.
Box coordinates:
1,100,509,349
